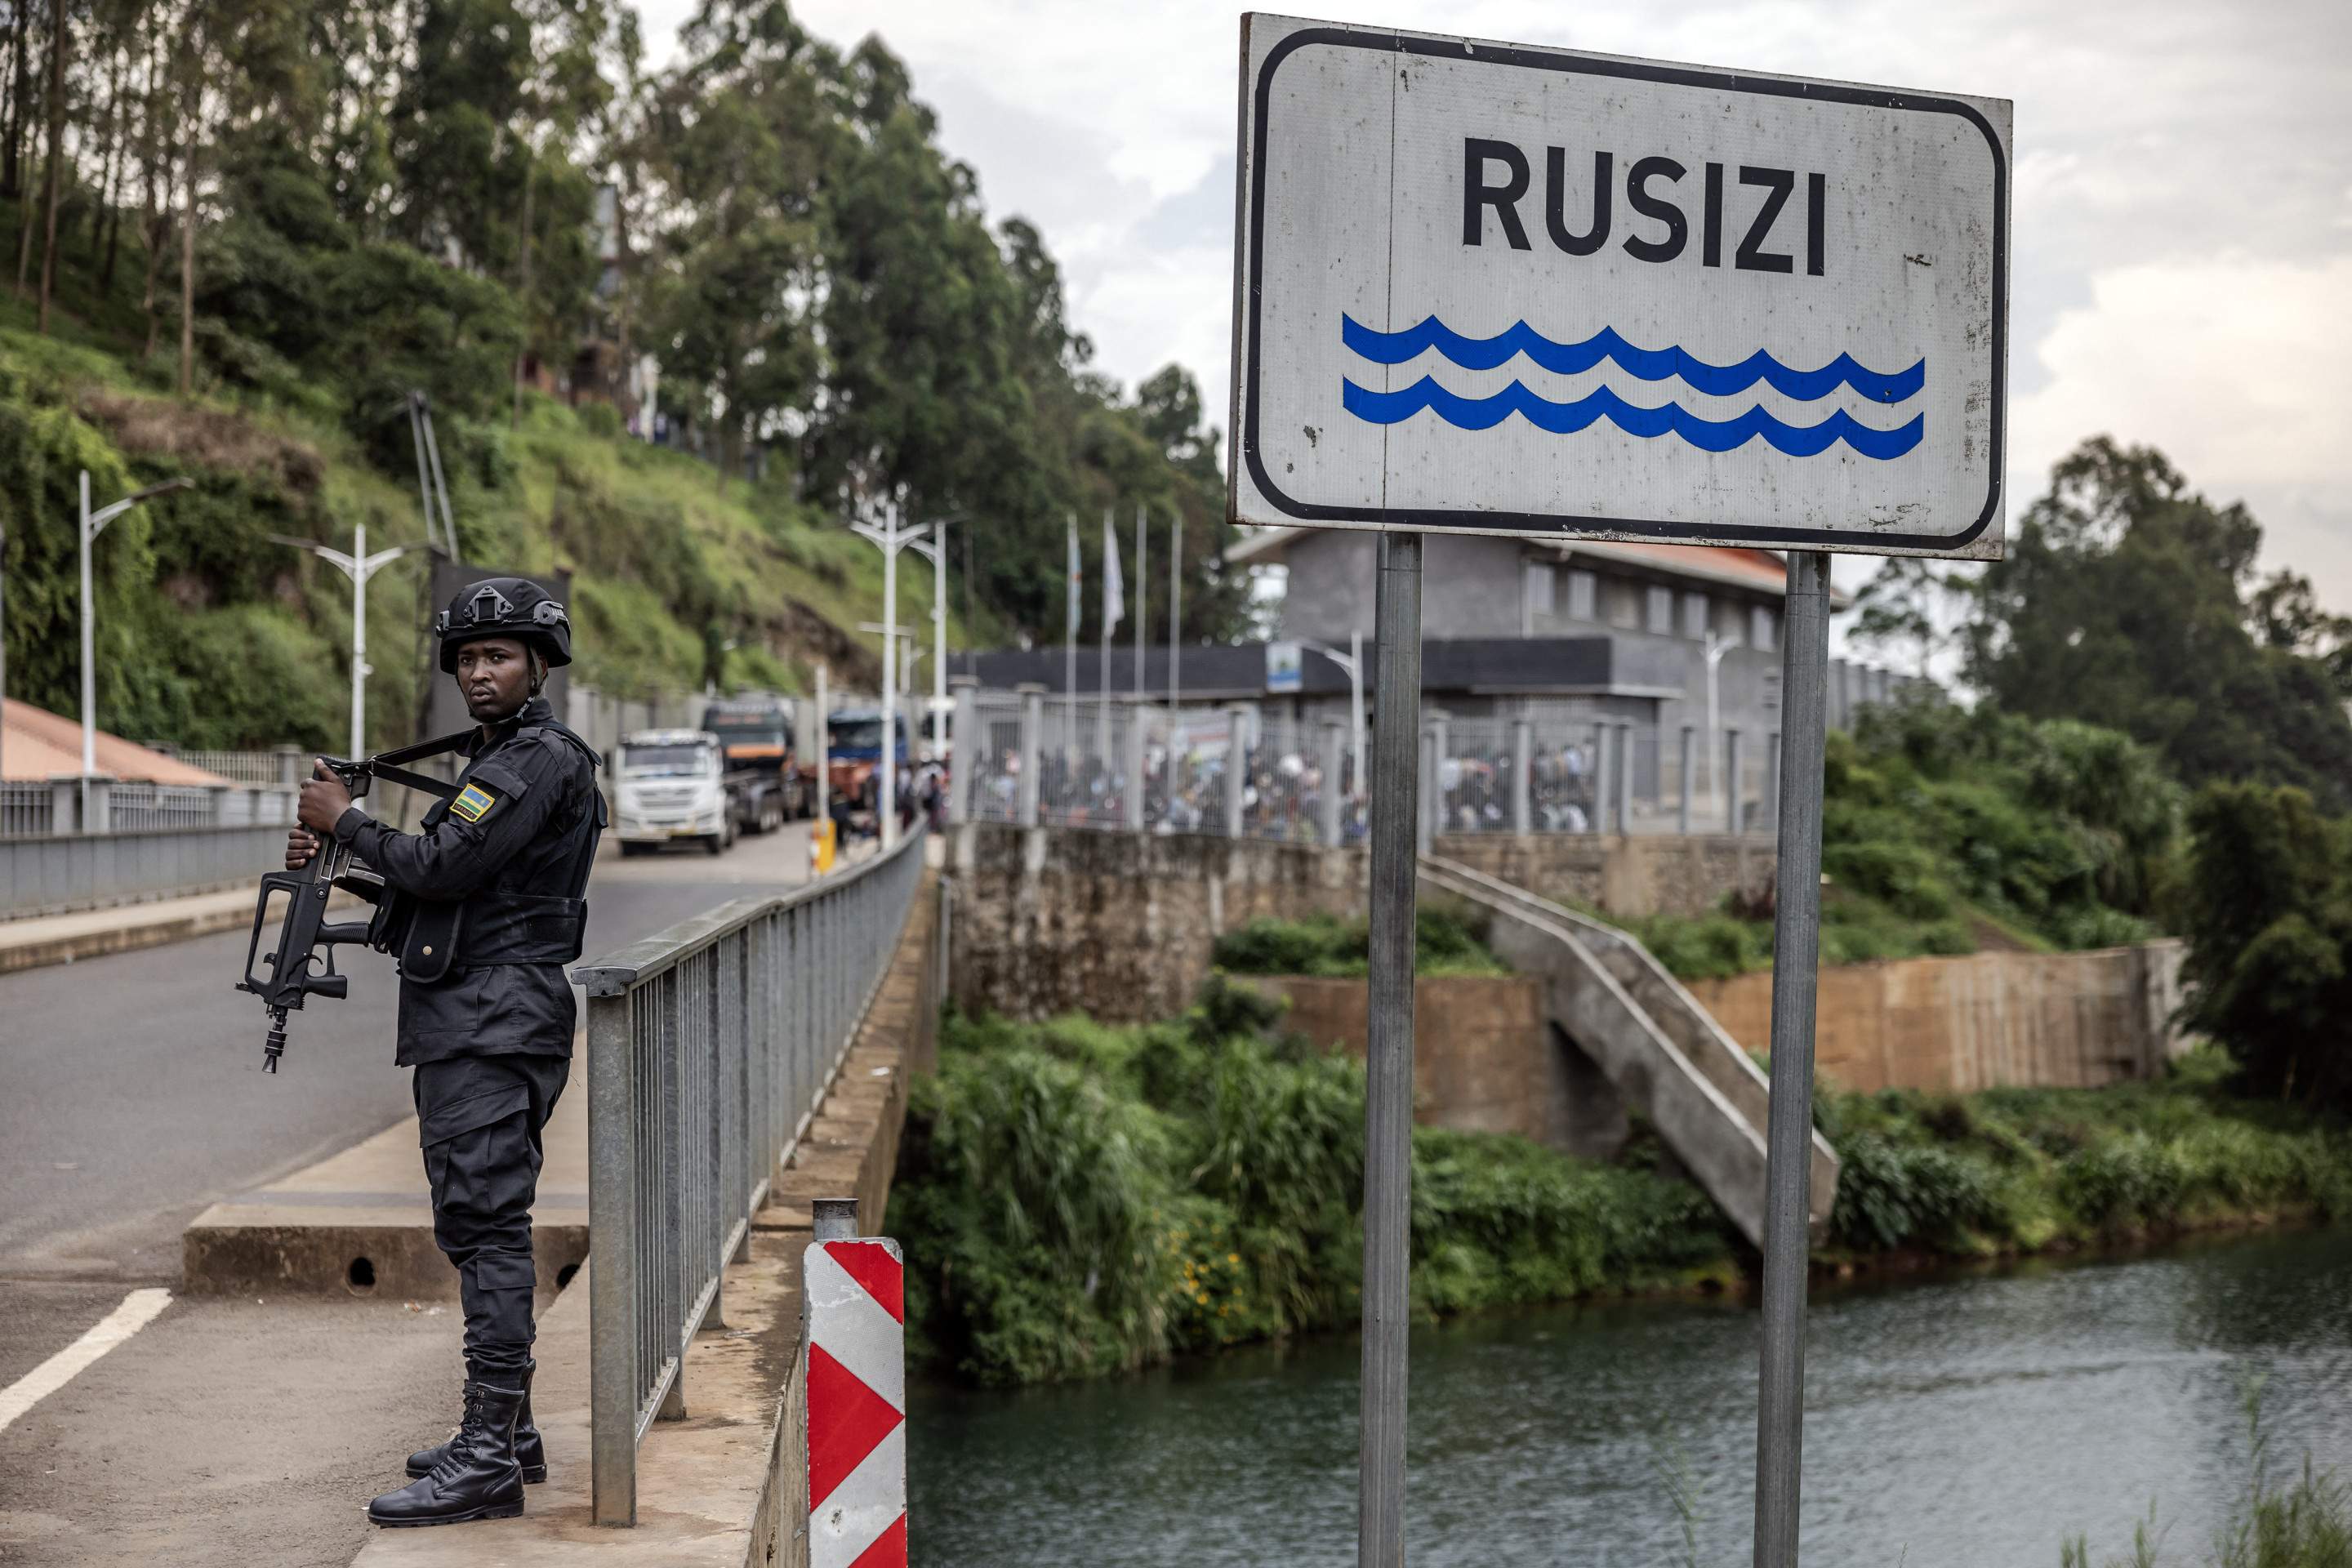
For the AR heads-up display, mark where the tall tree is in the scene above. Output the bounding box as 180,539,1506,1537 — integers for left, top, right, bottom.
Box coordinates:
30,0,60,330
1968,438,2352,810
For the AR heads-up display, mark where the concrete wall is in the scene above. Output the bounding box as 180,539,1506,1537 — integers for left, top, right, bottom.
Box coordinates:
949,822,1784,1019
947,822,1366,1022
1686,939,2192,1094
1432,830,1776,920
1242,973,1625,1158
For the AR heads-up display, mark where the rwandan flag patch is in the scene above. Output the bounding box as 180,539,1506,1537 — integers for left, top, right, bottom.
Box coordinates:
451,783,497,823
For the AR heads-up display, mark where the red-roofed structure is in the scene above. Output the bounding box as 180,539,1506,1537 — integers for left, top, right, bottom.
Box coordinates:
1,698,236,786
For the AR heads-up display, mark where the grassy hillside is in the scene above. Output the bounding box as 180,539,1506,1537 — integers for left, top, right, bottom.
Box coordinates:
0,290,996,753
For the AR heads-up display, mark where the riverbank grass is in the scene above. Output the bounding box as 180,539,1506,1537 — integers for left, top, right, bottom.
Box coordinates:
2063,1380,2352,1568
888,978,1734,1387
1818,1048,2352,1263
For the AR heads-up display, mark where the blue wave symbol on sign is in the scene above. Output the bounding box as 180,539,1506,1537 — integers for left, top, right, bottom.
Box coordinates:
1342,378,1926,461
1342,315,1925,403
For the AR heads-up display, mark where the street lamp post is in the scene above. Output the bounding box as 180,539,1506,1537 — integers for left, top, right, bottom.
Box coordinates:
270,523,421,758
850,501,934,853
80,471,192,823
1292,634,1366,801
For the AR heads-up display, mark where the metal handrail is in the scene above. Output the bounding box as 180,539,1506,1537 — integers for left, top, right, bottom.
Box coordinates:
576,818,929,1527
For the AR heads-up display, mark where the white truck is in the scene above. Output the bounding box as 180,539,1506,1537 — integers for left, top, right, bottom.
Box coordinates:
612,729,735,857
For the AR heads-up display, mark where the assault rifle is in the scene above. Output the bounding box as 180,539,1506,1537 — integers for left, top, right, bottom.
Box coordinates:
234,733,467,1073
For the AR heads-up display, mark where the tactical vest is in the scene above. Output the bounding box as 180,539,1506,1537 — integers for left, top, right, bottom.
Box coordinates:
364,716,606,983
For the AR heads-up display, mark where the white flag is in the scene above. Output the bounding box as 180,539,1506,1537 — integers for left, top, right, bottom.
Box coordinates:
1102,508,1124,638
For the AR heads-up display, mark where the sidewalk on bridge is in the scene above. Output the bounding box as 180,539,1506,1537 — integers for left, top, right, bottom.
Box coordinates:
342,870,936,1566
182,1054,590,1301
0,883,273,974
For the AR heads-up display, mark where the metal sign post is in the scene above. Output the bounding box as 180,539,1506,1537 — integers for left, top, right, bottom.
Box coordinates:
1753,551,1831,1566
1229,17,2010,1566
1359,532,1419,1568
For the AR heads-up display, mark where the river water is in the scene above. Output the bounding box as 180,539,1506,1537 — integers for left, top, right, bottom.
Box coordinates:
908,1226,2352,1566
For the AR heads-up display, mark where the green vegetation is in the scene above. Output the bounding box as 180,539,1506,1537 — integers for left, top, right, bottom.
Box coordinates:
1609,701,2183,982
892,978,2352,1389
1815,1049,2352,1259
888,979,1735,1388
2178,781,2352,1116
0,1,1245,751
1857,439,2352,813
1208,908,1508,978
2061,1382,2352,1568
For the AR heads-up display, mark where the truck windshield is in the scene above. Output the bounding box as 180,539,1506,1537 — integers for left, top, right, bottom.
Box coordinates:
829,719,886,751
620,745,711,777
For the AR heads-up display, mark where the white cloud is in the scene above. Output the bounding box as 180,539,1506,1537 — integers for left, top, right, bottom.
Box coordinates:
2011,253,2352,598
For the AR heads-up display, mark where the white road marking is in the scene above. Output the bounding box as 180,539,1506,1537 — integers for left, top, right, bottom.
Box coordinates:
0,1288,172,1432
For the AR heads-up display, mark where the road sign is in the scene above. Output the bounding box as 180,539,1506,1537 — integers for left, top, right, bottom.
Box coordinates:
1266,639,1304,693
804,1236,906,1568
1229,14,2012,558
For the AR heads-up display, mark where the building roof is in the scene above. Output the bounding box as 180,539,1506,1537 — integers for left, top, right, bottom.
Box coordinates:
968,638,1679,701
1225,527,1848,606
1,698,238,786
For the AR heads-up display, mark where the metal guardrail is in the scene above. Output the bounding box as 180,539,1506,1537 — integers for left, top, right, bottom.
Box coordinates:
572,819,930,1527
0,823,287,919
1,782,53,838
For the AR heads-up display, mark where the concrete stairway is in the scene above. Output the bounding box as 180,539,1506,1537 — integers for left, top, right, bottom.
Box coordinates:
1419,854,1839,1250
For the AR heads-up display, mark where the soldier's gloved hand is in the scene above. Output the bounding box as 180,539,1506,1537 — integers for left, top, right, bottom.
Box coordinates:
285,826,320,869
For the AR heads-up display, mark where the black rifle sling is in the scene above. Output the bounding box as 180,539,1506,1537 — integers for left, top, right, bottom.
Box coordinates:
363,729,475,801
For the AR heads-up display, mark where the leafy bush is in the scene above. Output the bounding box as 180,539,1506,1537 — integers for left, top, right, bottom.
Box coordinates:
2179,782,2352,1114
890,987,1734,1386
1209,909,1506,977
1813,1065,2352,1258
1614,707,2184,982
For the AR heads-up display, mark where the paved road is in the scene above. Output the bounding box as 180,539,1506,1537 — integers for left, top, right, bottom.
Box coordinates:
0,822,817,1566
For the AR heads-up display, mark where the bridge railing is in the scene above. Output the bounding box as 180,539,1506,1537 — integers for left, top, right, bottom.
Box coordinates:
572,817,929,1527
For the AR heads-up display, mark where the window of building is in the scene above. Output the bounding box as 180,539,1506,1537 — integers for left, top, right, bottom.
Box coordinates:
1646,585,1674,635
1682,591,1709,640
1566,569,1597,622
1607,579,1640,629
1523,561,1555,622
1752,604,1778,652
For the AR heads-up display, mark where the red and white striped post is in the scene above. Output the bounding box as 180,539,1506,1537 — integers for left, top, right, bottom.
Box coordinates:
806,1199,906,1568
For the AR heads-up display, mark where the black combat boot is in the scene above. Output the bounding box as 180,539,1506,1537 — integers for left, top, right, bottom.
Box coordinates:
407,1359,545,1483
368,1379,527,1527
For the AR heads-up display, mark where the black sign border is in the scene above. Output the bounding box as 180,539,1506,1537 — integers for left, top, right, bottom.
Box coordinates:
1238,24,2009,551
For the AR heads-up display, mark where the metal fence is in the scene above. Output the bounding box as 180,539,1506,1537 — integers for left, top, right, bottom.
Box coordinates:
2,782,52,838
145,746,299,787
0,823,288,919
107,783,222,832
948,687,1789,844
572,818,933,1527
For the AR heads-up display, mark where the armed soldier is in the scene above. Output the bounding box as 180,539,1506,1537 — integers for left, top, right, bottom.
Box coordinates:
283,578,605,1529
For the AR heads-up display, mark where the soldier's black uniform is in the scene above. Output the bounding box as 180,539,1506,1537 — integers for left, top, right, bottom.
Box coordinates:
341,577,604,1530
332,691,602,1381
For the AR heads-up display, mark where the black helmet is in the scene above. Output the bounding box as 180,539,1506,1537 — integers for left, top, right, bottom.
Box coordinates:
435,577,573,673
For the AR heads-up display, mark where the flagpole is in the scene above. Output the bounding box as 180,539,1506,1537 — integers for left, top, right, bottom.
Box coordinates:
1136,500,1148,820
1099,507,1114,774
1065,513,1079,768
1134,502,1147,705
1168,508,1183,723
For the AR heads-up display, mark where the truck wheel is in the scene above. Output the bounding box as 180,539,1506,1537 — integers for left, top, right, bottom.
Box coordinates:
704,832,726,857
762,797,783,833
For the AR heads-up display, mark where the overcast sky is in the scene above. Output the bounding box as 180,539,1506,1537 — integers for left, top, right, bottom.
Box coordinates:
645,0,2352,604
